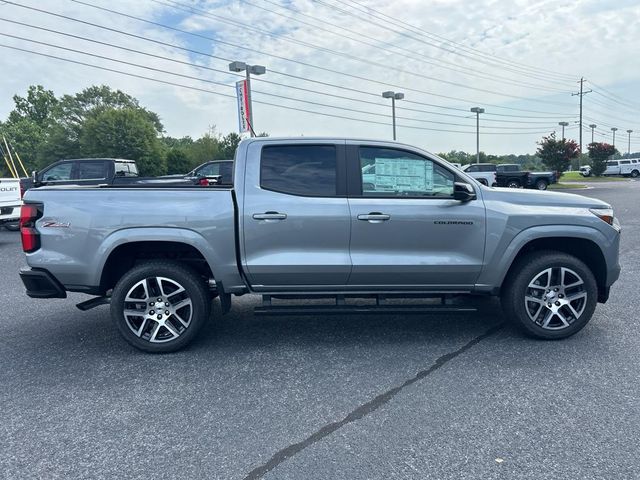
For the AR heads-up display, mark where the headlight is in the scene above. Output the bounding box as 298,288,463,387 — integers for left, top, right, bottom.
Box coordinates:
589,207,616,227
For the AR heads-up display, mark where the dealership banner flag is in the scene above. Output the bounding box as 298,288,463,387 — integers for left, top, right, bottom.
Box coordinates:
236,80,250,134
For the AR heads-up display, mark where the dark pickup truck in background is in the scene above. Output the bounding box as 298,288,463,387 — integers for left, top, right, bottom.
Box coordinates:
463,163,556,190
21,158,199,192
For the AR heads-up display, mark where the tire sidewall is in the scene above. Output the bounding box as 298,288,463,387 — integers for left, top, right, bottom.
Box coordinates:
536,180,548,190
502,252,598,339
110,261,211,353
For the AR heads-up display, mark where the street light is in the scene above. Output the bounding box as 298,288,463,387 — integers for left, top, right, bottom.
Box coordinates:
229,61,266,136
558,121,569,140
627,130,633,155
382,91,404,140
611,127,618,148
588,124,597,144
470,107,485,164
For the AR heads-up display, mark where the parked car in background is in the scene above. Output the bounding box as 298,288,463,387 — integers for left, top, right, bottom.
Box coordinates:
579,165,592,177
463,163,556,190
21,158,203,193
603,159,640,178
0,177,22,230
185,160,233,185
19,137,620,352
461,163,497,186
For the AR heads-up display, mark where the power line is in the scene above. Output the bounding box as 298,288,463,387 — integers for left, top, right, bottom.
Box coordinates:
0,32,560,132
0,42,559,136
201,0,574,94
116,0,575,105
16,0,573,116
314,0,577,85
0,18,572,127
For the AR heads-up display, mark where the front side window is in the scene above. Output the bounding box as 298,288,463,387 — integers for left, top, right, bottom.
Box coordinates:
198,163,221,177
42,163,73,182
261,145,337,196
359,147,454,197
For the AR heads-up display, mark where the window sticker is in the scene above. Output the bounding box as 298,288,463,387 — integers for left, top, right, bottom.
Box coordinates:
372,158,433,192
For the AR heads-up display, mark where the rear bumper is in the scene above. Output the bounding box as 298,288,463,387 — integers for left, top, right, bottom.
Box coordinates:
19,267,67,299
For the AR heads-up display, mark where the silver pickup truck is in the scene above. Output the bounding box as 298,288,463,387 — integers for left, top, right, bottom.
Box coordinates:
19,138,621,352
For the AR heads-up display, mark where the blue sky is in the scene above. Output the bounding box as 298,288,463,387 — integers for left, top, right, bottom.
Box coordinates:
0,0,639,154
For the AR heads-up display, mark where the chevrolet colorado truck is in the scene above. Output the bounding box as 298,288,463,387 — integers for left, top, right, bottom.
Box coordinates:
19,138,621,352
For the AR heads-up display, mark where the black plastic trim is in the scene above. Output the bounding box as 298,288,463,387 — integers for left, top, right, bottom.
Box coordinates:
19,267,67,299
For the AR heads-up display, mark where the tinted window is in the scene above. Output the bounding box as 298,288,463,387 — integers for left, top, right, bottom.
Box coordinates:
42,163,73,182
197,163,221,176
620,160,631,165
76,161,107,180
481,164,496,172
359,147,454,197
261,145,337,196
464,165,478,172
606,161,618,166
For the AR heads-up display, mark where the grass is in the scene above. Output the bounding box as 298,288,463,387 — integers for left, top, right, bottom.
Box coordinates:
560,171,623,182
549,183,587,190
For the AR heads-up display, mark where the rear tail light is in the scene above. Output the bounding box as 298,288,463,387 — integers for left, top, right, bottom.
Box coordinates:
20,203,43,253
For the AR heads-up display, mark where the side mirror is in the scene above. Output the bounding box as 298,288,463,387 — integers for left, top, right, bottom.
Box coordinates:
32,170,38,182
453,182,476,202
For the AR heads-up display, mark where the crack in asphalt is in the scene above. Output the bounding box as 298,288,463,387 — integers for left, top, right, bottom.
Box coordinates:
242,323,504,480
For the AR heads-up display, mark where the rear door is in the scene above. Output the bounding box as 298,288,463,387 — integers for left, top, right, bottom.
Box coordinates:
242,141,351,288
347,144,486,288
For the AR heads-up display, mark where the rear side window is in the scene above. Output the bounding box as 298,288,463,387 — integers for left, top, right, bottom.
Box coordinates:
261,145,337,196
481,164,496,172
620,160,631,165
114,162,138,177
76,161,107,180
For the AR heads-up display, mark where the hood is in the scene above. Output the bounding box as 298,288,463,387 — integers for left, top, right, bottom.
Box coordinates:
481,187,610,209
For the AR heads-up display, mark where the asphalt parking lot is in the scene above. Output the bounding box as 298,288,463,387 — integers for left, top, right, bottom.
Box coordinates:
1,180,638,480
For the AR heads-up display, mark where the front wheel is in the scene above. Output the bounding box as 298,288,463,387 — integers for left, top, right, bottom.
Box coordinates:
535,179,548,190
506,180,521,188
110,261,211,353
501,251,598,339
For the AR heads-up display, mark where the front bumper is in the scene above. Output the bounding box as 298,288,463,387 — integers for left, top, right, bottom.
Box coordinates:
19,268,67,298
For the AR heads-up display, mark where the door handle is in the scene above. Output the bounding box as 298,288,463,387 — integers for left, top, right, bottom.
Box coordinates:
252,211,287,220
357,212,390,223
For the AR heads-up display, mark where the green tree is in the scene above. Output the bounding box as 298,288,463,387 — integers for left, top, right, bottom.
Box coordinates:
588,142,617,176
219,132,242,159
166,148,191,174
79,108,167,175
8,85,59,127
536,133,580,178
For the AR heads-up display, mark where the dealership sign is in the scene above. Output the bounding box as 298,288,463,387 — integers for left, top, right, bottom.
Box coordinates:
236,80,250,134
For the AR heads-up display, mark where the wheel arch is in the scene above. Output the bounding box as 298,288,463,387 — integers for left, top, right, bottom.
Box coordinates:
501,236,607,299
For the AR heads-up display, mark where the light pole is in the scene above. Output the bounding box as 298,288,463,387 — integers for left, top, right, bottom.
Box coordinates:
470,107,485,164
589,124,597,144
558,121,569,140
382,91,404,140
229,61,266,136
611,127,618,148
627,130,633,155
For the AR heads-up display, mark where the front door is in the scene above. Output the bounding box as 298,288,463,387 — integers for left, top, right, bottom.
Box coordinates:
347,145,486,288
242,141,351,288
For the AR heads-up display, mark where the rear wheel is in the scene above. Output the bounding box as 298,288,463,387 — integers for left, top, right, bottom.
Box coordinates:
110,261,211,353
501,251,597,339
507,179,521,188
631,170,639,178
535,179,548,190
4,222,19,231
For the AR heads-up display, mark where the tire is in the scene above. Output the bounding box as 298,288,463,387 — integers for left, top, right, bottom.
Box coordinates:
507,179,521,188
110,261,211,353
478,178,488,186
535,179,548,190
4,222,19,232
501,251,598,339
631,170,639,178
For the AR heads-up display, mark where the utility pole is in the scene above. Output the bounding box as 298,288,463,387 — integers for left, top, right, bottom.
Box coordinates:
627,130,633,155
588,124,597,144
470,107,485,164
572,77,592,156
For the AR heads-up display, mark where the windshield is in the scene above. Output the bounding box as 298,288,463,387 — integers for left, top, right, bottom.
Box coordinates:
114,162,139,177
